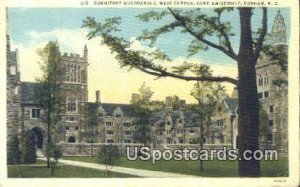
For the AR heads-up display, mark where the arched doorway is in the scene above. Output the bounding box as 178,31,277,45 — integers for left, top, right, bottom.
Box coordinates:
32,126,44,149
68,136,76,143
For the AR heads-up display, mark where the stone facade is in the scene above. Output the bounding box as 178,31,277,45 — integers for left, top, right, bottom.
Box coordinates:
255,11,288,152
6,11,22,139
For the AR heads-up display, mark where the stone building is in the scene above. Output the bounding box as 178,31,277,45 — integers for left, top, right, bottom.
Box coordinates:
255,10,288,152
6,11,22,139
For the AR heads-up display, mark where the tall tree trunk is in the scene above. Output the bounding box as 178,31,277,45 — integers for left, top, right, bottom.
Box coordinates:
237,8,260,177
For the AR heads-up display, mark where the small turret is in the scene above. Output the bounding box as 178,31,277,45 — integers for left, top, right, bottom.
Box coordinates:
84,44,88,61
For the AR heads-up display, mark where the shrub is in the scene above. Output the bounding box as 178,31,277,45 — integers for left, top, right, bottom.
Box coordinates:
7,133,22,165
23,130,37,164
98,145,120,176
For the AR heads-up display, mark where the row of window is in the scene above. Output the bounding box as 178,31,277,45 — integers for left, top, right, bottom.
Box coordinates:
65,125,79,131
258,76,269,86
106,130,132,136
258,91,269,99
157,129,193,136
159,120,183,127
65,64,82,83
106,139,132,144
105,122,134,128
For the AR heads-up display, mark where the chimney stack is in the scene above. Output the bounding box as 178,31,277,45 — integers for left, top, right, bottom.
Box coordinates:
131,93,140,104
179,100,186,110
96,90,101,104
165,96,172,110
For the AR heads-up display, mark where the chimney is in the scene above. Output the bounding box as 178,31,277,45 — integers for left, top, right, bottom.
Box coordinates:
165,96,172,110
131,93,140,104
179,100,186,110
96,90,101,104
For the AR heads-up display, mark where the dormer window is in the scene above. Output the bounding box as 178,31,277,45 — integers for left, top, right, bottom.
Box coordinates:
167,121,171,125
178,119,183,124
123,123,131,127
116,114,122,118
106,122,113,127
98,113,104,117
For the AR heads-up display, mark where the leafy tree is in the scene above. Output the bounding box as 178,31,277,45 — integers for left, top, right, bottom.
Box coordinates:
7,133,22,165
23,130,37,164
130,83,159,145
35,41,65,167
189,64,226,171
83,7,272,176
49,145,62,176
98,144,120,176
83,104,99,158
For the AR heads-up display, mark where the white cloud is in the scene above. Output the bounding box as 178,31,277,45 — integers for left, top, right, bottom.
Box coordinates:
11,29,238,104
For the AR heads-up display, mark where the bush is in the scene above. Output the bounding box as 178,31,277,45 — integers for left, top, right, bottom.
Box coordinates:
23,130,37,164
7,133,22,165
98,145,120,175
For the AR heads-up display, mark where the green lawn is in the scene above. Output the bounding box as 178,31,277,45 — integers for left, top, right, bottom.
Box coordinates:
7,160,136,178
63,156,288,177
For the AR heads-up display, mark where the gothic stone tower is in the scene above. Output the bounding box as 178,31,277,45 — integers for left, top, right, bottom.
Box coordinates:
60,46,88,143
6,9,22,139
256,10,288,152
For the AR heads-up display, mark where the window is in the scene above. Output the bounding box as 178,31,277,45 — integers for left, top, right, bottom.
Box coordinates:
106,122,113,127
167,130,171,135
65,125,70,130
189,129,195,134
116,114,122,118
269,120,273,127
178,119,183,124
123,123,131,127
65,116,79,122
106,130,114,135
258,92,263,99
31,109,41,119
267,134,272,141
10,66,16,75
66,64,81,83
106,139,114,143
124,139,131,143
14,86,19,95
258,77,263,86
167,121,171,125
124,131,132,136
98,113,104,117
179,139,184,144
264,91,269,98
75,126,79,131
270,105,273,113
67,97,77,113
177,130,183,134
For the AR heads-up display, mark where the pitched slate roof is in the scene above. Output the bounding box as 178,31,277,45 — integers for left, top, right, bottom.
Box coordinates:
88,102,135,117
152,109,200,127
224,98,238,115
21,82,42,104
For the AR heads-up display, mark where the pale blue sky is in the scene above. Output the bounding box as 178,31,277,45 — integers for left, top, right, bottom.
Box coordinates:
8,8,290,65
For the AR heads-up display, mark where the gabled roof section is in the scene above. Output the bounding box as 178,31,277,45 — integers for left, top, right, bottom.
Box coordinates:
88,102,135,117
223,97,238,115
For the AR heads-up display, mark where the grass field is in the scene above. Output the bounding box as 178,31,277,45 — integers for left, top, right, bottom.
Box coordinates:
7,160,135,178
63,156,289,177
